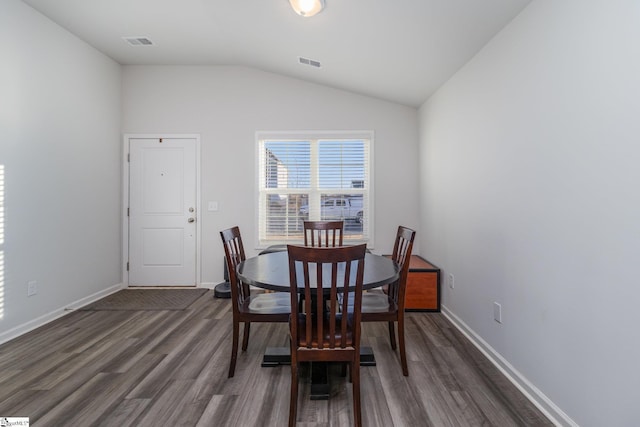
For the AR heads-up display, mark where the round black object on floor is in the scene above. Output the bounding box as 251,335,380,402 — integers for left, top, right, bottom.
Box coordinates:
214,282,231,298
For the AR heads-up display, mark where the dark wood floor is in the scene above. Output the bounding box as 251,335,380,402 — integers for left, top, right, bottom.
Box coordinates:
0,290,553,426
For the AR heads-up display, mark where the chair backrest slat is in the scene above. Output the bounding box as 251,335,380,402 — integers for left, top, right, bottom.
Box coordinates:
303,221,344,247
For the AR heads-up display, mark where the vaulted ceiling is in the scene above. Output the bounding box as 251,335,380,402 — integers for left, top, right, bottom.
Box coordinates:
22,0,531,107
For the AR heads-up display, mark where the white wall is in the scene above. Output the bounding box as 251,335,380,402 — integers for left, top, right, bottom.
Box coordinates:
122,65,420,285
419,1,640,425
0,0,122,339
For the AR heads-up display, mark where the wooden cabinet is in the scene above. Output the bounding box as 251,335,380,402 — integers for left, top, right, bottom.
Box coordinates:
404,255,440,312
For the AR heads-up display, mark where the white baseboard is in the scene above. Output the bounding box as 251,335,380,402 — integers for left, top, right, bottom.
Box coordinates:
0,283,124,346
199,282,218,289
441,305,577,427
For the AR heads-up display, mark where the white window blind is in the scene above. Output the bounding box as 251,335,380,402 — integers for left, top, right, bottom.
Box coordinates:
257,132,372,247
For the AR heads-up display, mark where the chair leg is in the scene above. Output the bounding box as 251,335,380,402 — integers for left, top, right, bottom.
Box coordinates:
242,322,251,351
352,356,362,427
229,320,239,378
398,317,408,376
289,362,298,427
388,321,397,350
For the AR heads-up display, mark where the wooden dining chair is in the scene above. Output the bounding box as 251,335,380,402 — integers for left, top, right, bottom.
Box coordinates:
287,244,367,427
303,220,344,247
361,226,416,376
220,226,290,378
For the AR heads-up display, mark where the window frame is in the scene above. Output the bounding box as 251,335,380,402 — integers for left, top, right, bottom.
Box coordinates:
255,130,374,249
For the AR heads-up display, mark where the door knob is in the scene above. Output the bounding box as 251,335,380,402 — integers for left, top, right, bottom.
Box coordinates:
188,218,195,223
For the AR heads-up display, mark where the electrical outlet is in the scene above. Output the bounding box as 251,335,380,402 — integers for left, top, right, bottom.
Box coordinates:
27,280,37,297
448,273,455,289
494,302,502,323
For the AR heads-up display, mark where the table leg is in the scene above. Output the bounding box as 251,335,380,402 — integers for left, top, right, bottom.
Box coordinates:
310,362,330,400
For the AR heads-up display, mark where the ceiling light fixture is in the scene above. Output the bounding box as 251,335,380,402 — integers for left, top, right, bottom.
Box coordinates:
289,0,325,17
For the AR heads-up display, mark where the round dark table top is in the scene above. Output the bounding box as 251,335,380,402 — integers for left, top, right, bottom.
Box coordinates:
237,250,400,293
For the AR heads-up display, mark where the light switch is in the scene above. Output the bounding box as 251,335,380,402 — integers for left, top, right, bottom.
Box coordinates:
208,201,219,211
494,302,502,323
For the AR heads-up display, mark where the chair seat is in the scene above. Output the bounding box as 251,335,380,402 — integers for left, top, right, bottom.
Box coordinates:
246,292,291,314
295,314,354,348
361,293,395,313
368,283,389,294
341,292,396,313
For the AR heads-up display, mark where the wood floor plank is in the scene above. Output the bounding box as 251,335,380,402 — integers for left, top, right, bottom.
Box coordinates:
97,398,151,427
359,359,395,427
133,379,209,427
0,311,93,366
0,290,553,426
371,335,436,426
0,350,76,399
195,394,238,427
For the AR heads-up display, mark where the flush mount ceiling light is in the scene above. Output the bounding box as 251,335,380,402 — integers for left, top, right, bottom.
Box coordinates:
289,0,325,17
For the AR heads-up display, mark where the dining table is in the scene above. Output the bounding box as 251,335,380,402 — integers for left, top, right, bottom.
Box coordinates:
236,248,400,400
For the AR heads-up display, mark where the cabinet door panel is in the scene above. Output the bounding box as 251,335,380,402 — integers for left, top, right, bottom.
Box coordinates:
405,272,438,310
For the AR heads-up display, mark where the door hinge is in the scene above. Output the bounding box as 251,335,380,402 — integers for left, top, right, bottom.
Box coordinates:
127,153,130,162
127,207,130,217
126,262,129,271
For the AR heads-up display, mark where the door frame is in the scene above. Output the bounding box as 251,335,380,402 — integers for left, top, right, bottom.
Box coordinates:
122,134,202,286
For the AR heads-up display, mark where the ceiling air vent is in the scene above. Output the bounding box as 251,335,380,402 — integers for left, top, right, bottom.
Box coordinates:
123,37,154,46
298,56,321,68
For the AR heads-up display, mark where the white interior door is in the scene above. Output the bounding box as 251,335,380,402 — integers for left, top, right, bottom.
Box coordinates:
128,137,197,286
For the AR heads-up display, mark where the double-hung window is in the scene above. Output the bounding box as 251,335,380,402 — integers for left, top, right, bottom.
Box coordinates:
257,131,373,247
